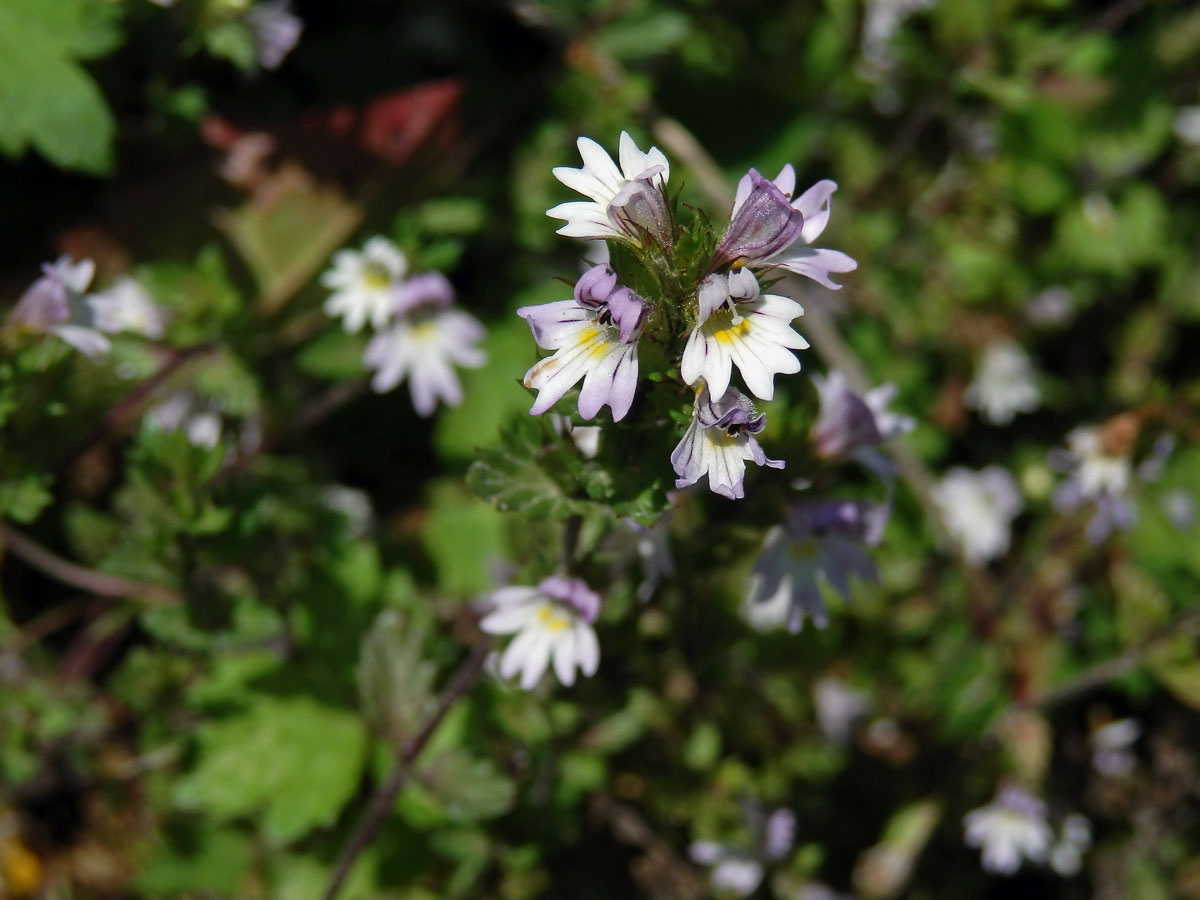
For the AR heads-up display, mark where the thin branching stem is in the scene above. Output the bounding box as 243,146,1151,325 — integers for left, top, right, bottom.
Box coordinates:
321,642,490,900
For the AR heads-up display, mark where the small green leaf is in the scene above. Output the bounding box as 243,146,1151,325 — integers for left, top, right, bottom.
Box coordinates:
357,610,438,743
174,696,368,844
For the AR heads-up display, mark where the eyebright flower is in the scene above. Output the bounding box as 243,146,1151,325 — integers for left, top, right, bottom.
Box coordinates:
681,268,808,402
1049,423,1161,543
964,339,1041,425
518,264,646,422
547,132,672,246
1048,814,1092,878
671,384,783,500
811,370,914,460
363,272,486,416
8,257,111,357
89,276,168,339
963,784,1053,877
244,0,303,70
689,808,795,899
321,236,408,333
1090,718,1140,777
931,466,1022,566
711,166,857,290
746,499,885,631
479,576,601,689
146,391,223,449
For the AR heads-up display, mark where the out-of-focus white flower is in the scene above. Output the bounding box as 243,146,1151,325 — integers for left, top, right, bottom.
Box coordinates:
245,0,303,70
1049,814,1092,878
931,466,1022,566
1161,488,1196,531
321,236,408,333
690,808,795,898
747,498,885,631
860,0,936,81
361,272,486,416
90,276,169,339
963,784,1053,876
811,370,914,460
1091,718,1140,777
813,675,870,744
8,257,111,357
1026,286,1073,327
964,340,1041,425
479,576,600,689
1175,106,1200,146
1052,424,1137,543
145,391,223,449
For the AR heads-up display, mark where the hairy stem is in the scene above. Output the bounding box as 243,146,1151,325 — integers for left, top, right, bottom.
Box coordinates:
321,642,490,900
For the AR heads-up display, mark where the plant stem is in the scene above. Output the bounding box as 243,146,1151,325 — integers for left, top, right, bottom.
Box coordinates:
321,642,490,900
0,522,178,605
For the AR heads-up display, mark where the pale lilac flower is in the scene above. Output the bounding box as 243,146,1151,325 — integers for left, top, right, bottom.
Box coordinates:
547,132,672,246
671,384,784,500
1161,488,1196,531
1090,718,1140,777
689,807,795,898
518,264,646,422
146,391,223,449
811,370,914,459
1049,814,1092,877
963,784,1053,876
1025,286,1073,327
89,276,169,339
680,268,808,402
746,499,884,631
8,257,110,357
363,277,486,416
1051,426,1135,543
931,467,1022,566
709,168,805,271
321,236,408,333
813,675,871,744
1175,106,1200,146
964,340,1041,425
479,576,601,689
245,0,303,70
712,166,857,290
860,0,936,81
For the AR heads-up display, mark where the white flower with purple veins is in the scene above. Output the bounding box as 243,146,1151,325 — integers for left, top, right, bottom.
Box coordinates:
244,0,303,70
965,340,1041,425
363,272,486,416
710,166,858,290
811,370,914,460
963,784,1053,876
8,257,112,357
672,384,784,500
932,466,1022,566
1050,425,1163,543
321,236,408,333
681,268,808,402
547,132,672,247
479,575,601,689
747,499,885,631
689,808,796,898
518,264,647,422
90,276,168,339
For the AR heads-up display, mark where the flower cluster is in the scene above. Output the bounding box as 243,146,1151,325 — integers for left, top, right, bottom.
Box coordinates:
517,132,858,500
6,257,167,357
321,236,486,416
